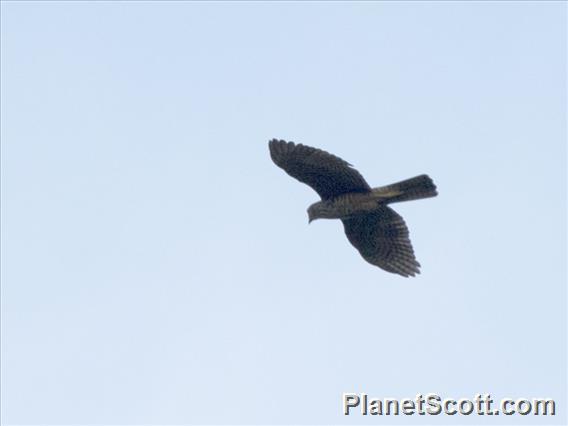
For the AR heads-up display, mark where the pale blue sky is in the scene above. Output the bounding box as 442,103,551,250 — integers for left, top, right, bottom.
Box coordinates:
1,1,566,425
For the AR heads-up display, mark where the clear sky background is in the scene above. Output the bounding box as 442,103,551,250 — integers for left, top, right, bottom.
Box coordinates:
1,1,566,425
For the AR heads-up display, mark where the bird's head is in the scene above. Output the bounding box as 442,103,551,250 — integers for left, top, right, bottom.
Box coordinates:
307,201,334,223
307,204,317,223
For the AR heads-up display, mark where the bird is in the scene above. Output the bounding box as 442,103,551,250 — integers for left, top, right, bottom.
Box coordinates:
268,139,437,277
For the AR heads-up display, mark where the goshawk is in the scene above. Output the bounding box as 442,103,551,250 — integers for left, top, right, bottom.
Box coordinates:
269,139,437,277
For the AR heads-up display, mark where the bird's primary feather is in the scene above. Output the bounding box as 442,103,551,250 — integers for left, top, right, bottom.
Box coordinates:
268,139,371,200
342,207,420,277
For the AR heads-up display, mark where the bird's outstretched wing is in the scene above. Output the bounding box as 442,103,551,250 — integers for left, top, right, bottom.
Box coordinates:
342,206,421,277
269,139,371,200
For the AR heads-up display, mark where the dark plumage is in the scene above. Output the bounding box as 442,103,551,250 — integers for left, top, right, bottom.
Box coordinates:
269,139,437,277
269,140,371,200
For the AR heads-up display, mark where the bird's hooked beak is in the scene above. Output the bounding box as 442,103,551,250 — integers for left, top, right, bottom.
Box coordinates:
307,210,314,224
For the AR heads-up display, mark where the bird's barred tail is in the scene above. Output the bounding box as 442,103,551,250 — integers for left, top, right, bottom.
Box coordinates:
373,174,438,204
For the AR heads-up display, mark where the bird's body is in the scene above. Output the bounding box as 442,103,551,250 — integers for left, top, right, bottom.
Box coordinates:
308,191,400,221
268,139,437,277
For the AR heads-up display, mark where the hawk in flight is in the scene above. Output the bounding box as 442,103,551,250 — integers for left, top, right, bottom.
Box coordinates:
269,139,437,277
